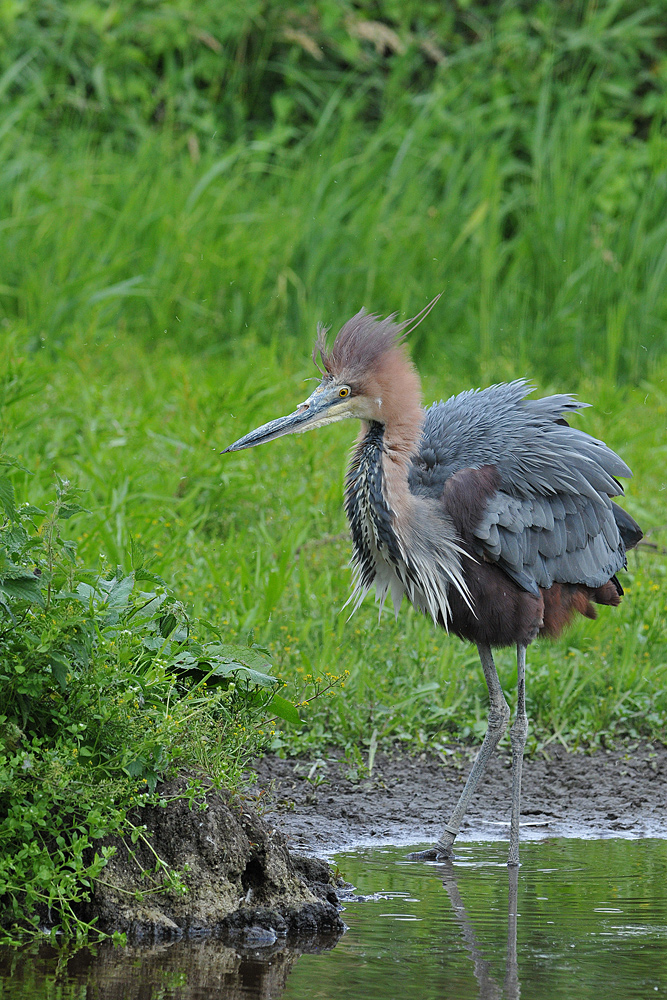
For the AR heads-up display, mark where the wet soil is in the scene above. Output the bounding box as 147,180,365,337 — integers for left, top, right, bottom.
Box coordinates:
252,741,667,854
79,743,664,947
83,778,344,945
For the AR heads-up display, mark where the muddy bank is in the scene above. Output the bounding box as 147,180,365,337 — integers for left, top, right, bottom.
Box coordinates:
252,741,667,854
83,778,344,944
78,743,665,944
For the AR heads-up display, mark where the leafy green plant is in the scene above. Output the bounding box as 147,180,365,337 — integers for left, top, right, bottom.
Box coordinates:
0,463,298,943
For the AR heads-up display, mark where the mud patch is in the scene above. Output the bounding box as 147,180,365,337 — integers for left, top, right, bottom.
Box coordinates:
252,741,667,854
83,778,344,944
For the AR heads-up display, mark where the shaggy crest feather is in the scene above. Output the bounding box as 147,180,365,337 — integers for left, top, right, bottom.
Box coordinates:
313,294,441,382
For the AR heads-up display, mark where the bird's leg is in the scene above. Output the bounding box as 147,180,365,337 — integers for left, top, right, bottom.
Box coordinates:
507,644,529,867
435,643,511,855
408,643,509,861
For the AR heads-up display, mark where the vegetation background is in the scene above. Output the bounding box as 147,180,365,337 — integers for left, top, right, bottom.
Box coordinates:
1,0,666,939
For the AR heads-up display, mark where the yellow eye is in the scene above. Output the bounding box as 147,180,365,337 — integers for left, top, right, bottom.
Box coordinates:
338,386,350,398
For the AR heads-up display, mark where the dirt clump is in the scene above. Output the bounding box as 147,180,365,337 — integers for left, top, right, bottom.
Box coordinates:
83,778,344,944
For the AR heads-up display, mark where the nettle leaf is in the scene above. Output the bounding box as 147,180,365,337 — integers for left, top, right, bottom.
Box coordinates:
168,647,278,689
124,760,145,778
49,653,69,691
1,522,31,556
76,575,134,613
105,574,135,609
204,642,272,672
126,591,167,622
156,613,189,643
134,569,168,588
0,592,15,619
0,558,37,581
61,538,78,564
19,534,44,555
207,661,277,688
76,581,101,604
170,651,199,669
142,636,168,652
0,455,30,474
57,503,90,520
20,504,46,518
0,476,17,521
0,576,44,606
76,580,117,607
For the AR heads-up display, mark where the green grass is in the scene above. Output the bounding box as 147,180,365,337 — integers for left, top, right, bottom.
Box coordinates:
2,71,666,756
2,319,665,760
3,22,667,384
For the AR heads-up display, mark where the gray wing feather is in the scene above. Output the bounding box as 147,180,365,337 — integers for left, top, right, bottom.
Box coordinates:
501,530,522,570
550,496,566,520
580,500,601,536
565,511,587,551
529,499,549,530
410,379,631,593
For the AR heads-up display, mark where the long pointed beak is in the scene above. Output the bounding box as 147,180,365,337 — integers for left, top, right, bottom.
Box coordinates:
223,404,316,453
223,385,348,453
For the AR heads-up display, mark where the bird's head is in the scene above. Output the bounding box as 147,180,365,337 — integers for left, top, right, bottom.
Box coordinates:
223,296,439,454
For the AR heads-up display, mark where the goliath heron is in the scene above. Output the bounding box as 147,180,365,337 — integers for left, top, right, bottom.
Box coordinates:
224,298,642,866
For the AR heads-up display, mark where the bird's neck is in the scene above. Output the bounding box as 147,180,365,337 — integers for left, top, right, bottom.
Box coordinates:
345,421,390,534
362,397,424,510
372,365,424,471
343,421,398,608
350,343,424,473
344,416,416,559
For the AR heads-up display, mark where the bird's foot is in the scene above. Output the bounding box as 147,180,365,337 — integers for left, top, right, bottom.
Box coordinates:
405,843,454,862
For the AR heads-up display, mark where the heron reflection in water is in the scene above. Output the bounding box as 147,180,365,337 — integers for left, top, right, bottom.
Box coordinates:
438,861,521,1000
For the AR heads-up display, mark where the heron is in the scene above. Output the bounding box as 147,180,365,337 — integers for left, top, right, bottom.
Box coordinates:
223,297,642,866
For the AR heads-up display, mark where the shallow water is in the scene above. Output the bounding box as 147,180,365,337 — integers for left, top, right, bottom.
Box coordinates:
2,838,666,1000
